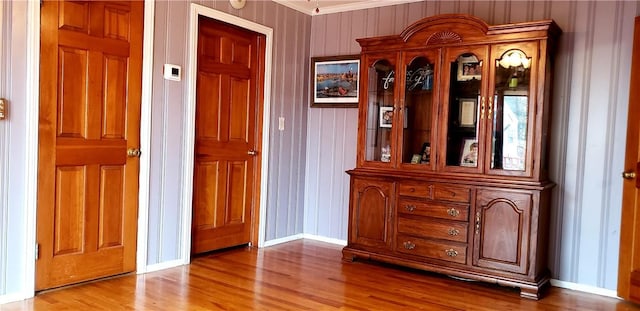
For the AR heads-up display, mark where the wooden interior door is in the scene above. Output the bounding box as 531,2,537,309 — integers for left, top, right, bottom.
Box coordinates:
36,0,143,290
618,16,640,303
191,16,265,254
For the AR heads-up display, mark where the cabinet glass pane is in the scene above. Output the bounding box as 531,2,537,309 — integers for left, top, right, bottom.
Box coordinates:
446,54,481,167
403,57,434,165
365,60,395,162
491,50,530,171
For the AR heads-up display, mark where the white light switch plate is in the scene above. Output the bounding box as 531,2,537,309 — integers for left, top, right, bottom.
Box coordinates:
278,117,285,131
163,64,181,81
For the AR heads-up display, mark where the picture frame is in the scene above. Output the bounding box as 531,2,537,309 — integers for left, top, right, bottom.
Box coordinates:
379,107,408,128
310,55,360,108
420,142,431,163
460,139,478,167
457,55,482,81
410,154,422,164
459,98,478,127
379,106,394,128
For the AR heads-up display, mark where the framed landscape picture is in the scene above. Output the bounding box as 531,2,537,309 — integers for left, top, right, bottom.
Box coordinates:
311,55,360,108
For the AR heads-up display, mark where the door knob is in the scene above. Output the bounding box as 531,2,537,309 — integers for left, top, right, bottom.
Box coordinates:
622,171,636,179
247,150,257,156
127,148,142,158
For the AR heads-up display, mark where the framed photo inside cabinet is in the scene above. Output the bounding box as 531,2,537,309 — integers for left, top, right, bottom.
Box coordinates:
460,139,478,167
379,107,408,128
459,98,477,127
457,55,482,81
311,55,360,108
379,106,393,128
420,142,431,163
410,154,422,164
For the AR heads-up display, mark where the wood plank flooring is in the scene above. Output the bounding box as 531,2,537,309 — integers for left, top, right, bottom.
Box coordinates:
2,239,640,310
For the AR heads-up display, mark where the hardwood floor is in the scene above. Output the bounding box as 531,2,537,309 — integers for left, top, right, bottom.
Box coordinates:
2,240,639,310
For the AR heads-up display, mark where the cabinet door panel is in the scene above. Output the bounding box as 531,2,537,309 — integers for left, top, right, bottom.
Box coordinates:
360,53,398,167
474,189,532,274
349,178,394,250
400,50,439,169
439,46,490,173
486,42,538,177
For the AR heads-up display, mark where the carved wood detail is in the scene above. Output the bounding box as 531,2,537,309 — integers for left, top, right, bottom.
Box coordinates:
427,31,462,45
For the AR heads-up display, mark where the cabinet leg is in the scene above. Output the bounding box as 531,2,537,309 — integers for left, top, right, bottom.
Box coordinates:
520,287,541,300
342,249,356,262
520,279,550,300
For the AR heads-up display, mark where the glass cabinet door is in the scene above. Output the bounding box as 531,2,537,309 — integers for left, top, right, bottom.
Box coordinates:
401,51,438,168
442,47,488,171
488,44,536,176
364,57,396,164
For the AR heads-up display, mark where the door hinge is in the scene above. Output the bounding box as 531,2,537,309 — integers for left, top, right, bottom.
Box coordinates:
35,243,39,260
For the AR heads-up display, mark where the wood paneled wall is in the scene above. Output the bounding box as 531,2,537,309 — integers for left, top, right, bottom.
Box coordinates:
147,0,311,265
304,1,640,291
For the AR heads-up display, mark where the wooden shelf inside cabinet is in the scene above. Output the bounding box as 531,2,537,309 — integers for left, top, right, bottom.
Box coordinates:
345,14,560,300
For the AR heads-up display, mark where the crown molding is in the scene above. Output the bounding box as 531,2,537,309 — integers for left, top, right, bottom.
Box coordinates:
272,0,424,16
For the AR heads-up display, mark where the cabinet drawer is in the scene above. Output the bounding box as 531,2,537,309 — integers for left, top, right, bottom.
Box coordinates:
398,183,432,199
396,234,467,264
433,184,470,203
398,199,469,221
397,217,468,243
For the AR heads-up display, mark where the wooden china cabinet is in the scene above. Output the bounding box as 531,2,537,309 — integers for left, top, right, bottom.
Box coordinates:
343,14,561,299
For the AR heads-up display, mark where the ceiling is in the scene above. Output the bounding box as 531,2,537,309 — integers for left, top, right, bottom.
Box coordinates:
271,0,424,16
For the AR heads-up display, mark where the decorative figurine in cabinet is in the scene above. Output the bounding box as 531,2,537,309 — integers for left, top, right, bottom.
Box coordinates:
343,14,560,300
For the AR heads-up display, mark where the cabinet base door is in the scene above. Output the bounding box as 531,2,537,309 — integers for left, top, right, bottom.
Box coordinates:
474,189,532,275
347,178,394,251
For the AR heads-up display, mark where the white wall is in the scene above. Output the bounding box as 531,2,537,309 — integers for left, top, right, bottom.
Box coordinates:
303,1,640,292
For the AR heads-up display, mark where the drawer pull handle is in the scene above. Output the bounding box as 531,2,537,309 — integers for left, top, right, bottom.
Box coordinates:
448,228,460,236
447,208,460,217
409,188,415,192
405,205,416,212
445,249,458,257
403,241,416,250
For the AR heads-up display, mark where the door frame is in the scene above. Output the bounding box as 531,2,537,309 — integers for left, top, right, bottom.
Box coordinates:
21,0,156,297
181,4,273,263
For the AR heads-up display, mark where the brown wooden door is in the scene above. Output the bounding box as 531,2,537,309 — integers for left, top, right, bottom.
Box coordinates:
473,189,532,275
617,16,640,303
191,16,265,254
36,0,143,290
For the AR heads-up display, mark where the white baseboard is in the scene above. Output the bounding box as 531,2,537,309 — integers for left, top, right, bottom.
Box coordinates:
550,279,619,299
261,233,347,248
261,233,305,247
0,291,31,304
142,259,186,274
302,234,347,246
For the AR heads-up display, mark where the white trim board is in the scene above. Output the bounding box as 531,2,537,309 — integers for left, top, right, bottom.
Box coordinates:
271,0,423,16
181,4,273,264
21,0,40,301
136,0,155,275
550,279,619,299
262,234,346,248
144,259,185,274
